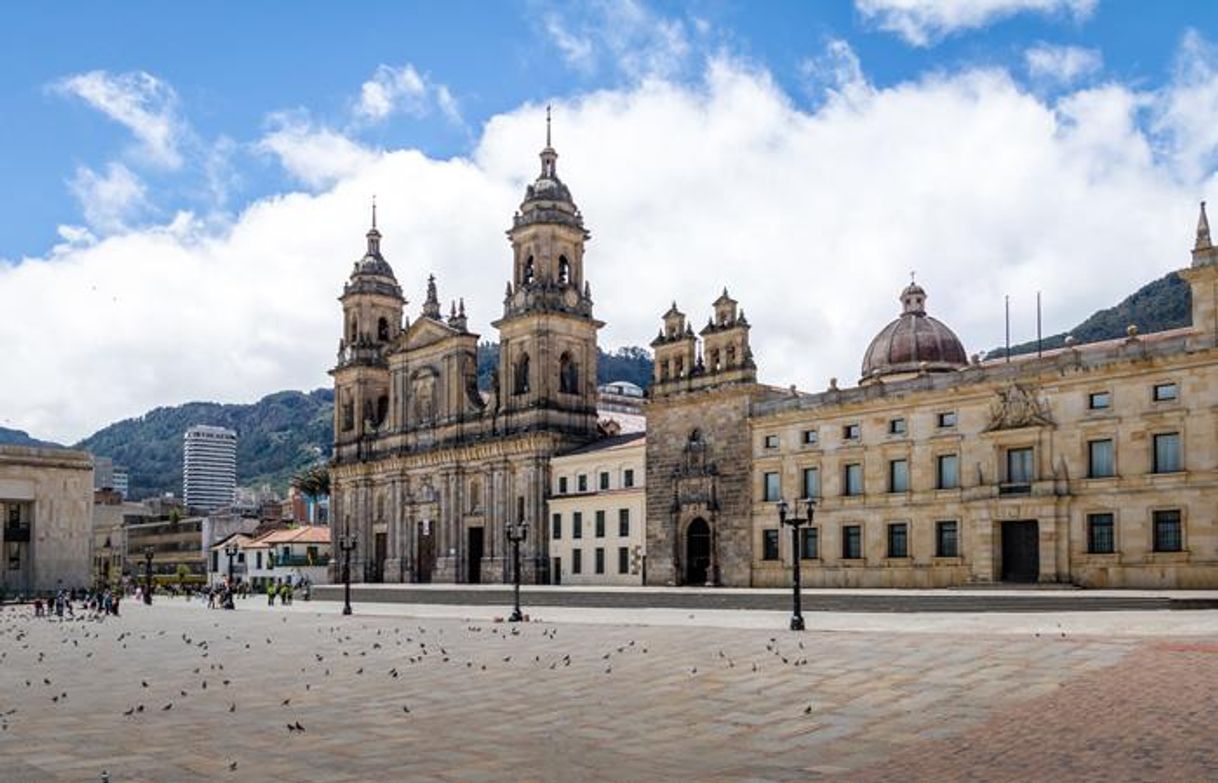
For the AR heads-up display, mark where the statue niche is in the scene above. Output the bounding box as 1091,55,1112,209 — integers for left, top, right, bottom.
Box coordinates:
411,369,439,427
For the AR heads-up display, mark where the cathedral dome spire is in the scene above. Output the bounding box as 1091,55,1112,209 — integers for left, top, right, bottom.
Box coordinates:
350,196,398,284
516,105,580,225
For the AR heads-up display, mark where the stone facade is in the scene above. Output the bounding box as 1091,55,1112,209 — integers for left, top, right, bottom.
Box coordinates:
331,122,603,585
0,445,93,593
547,433,646,585
677,204,1218,588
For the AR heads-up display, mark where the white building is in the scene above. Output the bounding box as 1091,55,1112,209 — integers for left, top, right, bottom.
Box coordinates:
547,433,646,585
183,425,237,511
209,526,331,589
111,466,129,500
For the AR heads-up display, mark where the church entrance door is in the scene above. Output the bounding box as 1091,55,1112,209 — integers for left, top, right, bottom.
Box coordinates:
1001,521,1039,583
372,532,387,583
416,522,434,583
685,518,711,586
467,527,484,584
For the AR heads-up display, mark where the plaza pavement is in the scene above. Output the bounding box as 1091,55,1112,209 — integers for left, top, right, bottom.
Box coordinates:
0,597,1215,782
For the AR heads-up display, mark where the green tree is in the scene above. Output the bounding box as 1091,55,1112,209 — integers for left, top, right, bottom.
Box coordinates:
291,463,331,523
175,563,190,589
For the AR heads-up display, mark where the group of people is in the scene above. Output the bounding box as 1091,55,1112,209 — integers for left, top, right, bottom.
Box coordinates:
32,587,121,619
267,578,309,605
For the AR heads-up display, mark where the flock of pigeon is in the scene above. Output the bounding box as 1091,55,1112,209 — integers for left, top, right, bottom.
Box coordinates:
0,601,824,779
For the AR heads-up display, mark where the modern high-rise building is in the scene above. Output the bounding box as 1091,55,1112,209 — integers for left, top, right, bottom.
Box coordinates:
183,425,237,511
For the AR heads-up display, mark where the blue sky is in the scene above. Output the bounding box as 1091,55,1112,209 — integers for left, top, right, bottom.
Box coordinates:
2,0,1207,259
5,0,1218,441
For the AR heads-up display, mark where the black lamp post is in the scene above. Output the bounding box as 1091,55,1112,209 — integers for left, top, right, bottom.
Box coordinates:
777,497,814,631
224,541,239,585
142,546,155,605
506,516,528,623
339,530,357,616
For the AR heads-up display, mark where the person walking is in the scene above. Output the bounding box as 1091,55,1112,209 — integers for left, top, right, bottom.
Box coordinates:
267,580,276,607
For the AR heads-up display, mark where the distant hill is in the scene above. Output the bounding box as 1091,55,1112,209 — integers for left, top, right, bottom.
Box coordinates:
987,272,1191,359
0,427,62,449
75,389,334,501
72,344,653,501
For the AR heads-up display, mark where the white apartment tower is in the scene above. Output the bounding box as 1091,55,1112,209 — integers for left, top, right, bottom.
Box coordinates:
183,425,237,511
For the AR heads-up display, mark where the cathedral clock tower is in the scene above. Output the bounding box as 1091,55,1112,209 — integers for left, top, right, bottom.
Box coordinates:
492,111,602,438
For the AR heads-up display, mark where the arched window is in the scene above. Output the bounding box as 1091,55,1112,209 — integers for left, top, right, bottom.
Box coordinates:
523,256,535,285
558,255,570,285
660,359,670,381
710,349,721,372
375,395,389,426
349,318,358,343
342,401,355,431
560,352,579,394
377,317,390,342
514,353,531,395
675,356,684,378
726,345,736,368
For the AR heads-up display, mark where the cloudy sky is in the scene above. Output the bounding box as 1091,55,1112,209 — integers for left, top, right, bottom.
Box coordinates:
4,0,1218,443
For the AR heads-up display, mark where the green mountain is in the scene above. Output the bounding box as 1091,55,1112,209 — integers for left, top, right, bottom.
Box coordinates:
75,389,334,501
987,272,1191,359
0,427,62,449
72,344,654,501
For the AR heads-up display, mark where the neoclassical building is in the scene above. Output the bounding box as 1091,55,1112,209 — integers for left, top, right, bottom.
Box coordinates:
330,125,602,584
647,206,1218,588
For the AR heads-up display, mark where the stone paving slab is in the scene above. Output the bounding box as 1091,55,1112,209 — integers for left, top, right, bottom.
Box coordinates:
0,602,1212,782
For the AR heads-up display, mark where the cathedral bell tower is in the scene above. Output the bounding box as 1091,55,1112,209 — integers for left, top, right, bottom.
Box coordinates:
331,201,405,457
492,109,602,437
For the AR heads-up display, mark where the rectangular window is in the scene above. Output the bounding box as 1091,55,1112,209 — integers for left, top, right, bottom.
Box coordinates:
256,551,262,569
1088,439,1115,478
763,472,781,502
618,508,629,537
1153,382,1179,402
623,469,635,488
558,476,568,494
1153,433,1181,473
764,434,780,449
802,467,820,499
887,523,909,558
843,423,861,440
937,454,959,490
595,510,605,538
572,549,582,574
843,463,864,496
935,521,959,558
599,472,610,490
1087,513,1115,554
889,459,909,493
842,525,862,559
1153,509,1182,552
1006,447,1034,484
802,429,818,446
937,411,957,428
595,548,605,574
801,527,819,559
552,512,562,540
889,418,907,435
572,512,583,539
577,474,588,492
1088,391,1111,410
618,546,629,574
762,529,780,560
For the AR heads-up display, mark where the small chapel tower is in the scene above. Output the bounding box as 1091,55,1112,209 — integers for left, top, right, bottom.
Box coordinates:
331,201,405,449
492,109,602,437
1183,201,1218,349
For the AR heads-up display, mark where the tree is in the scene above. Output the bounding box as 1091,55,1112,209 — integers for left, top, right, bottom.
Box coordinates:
291,463,331,523
175,563,190,589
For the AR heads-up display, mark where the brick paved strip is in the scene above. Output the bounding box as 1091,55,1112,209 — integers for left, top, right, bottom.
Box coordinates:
842,641,1218,783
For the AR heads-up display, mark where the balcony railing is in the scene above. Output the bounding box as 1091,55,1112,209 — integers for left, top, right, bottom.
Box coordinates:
273,555,331,568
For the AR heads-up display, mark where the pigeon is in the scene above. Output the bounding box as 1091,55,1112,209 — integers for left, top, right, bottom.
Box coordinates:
122,707,134,716
228,760,238,771
229,703,236,713
281,698,291,707
402,705,410,714
293,721,305,732
804,705,814,715
162,703,173,711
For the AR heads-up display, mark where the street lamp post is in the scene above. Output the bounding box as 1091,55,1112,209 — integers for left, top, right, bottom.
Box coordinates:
339,531,357,616
224,541,239,586
142,546,155,605
777,498,814,631
506,516,528,623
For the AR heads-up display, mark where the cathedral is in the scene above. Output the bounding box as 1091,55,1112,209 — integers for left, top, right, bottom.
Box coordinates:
329,119,601,584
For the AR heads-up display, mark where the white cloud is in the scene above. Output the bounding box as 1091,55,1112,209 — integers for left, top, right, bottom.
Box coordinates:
9,36,1218,446
355,64,428,122
857,0,1097,47
541,0,692,80
1025,43,1103,84
256,112,378,188
800,39,874,106
68,162,148,234
53,70,184,168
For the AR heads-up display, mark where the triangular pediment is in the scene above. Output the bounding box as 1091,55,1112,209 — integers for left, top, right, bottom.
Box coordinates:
398,317,461,351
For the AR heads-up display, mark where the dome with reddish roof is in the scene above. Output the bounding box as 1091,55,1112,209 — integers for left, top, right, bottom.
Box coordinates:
860,281,967,381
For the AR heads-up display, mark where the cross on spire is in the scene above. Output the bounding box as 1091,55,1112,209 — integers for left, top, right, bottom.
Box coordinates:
371,195,377,230
546,104,552,148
